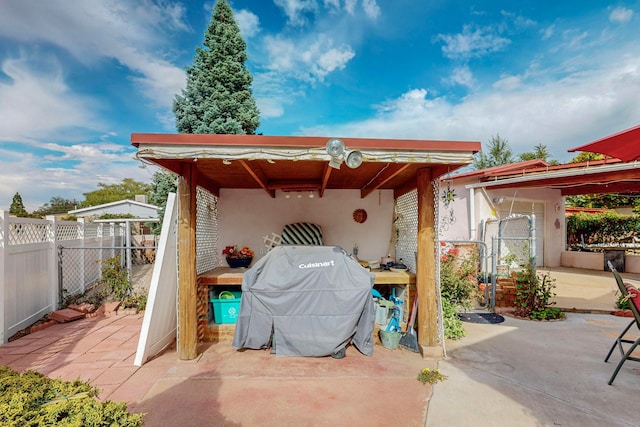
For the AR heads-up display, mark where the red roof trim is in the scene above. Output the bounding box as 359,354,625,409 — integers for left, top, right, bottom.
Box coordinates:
130,133,481,153
446,159,548,180
446,157,624,181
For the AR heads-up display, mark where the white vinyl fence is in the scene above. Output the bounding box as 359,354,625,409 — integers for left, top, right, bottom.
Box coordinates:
0,211,125,344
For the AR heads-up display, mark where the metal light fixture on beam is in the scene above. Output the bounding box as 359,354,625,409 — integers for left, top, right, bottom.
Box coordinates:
325,138,362,169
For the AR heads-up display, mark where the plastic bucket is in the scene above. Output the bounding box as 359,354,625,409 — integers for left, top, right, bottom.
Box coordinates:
379,330,402,350
375,305,389,324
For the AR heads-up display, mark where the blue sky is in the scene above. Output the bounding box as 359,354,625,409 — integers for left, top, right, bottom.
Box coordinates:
1,0,639,211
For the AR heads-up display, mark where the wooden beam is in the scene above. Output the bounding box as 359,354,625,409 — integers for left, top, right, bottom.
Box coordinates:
195,171,220,197
177,162,198,360
393,177,418,199
561,182,640,196
416,168,441,355
361,163,411,199
238,160,276,198
320,163,333,198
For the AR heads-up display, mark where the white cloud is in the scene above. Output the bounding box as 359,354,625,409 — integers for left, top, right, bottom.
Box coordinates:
265,34,354,82
302,53,640,163
541,25,555,40
362,0,380,19
344,0,357,14
448,65,475,88
609,7,633,24
274,0,317,26
235,9,261,39
0,54,101,142
0,0,187,109
0,140,151,212
492,75,522,91
275,0,379,24
435,25,511,60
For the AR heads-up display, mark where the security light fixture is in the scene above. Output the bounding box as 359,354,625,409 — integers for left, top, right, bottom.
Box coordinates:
325,138,363,169
325,138,345,157
345,150,363,169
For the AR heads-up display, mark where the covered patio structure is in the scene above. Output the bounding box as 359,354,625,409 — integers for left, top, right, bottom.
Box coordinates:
131,133,480,360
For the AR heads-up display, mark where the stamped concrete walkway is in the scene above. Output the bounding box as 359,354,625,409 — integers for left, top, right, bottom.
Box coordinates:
0,313,433,426
1,267,640,426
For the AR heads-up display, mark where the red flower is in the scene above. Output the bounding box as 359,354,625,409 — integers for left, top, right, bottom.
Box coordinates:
222,244,254,258
440,241,447,246
440,255,448,262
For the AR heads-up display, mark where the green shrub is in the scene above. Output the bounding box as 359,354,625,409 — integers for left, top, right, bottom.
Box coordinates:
0,366,144,426
442,298,465,339
514,263,565,320
566,211,640,249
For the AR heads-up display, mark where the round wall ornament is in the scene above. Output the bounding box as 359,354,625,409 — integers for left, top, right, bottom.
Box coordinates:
353,209,367,223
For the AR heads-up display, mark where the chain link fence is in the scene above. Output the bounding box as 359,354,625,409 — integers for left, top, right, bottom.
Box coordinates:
58,243,156,307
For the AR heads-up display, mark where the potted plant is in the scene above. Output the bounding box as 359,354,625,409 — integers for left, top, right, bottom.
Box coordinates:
222,245,254,268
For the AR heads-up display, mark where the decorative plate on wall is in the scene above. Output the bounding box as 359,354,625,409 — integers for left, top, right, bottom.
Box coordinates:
352,209,367,224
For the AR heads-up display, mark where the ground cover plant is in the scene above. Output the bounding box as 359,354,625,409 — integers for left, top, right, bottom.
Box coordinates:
0,366,144,426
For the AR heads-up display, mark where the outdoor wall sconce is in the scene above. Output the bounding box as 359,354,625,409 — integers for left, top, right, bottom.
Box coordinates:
325,138,363,169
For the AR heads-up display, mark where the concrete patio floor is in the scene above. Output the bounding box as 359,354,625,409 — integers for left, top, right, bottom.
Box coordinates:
1,267,639,426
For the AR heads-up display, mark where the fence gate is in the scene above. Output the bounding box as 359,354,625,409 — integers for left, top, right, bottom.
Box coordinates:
481,214,536,309
58,243,156,308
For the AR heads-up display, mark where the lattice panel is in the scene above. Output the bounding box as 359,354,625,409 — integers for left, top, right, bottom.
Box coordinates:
8,221,50,245
433,179,444,350
395,190,418,273
395,182,445,348
196,186,218,274
57,223,82,241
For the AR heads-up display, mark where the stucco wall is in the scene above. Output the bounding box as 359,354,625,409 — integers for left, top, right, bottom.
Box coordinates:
217,189,395,265
438,179,565,267
482,187,565,267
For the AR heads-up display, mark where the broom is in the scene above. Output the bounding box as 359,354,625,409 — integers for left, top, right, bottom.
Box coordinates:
399,296,419,352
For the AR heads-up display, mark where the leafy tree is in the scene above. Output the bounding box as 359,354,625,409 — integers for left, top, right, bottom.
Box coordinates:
173,0,260,135
565,152,640,210
9,192,28,217
149,171,177,234
32,196,80,217
569,152,604,163
473,134,514,169
80,178,151,208
519,144,558,165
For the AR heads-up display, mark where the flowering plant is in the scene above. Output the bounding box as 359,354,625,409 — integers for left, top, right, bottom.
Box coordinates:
417,368,447,384
222,245,254,259
439,242,478,308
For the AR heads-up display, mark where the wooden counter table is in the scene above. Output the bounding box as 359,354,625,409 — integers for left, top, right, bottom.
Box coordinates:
197,267,416,286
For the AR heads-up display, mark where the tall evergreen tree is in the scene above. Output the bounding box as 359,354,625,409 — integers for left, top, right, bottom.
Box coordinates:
9,192,28,217
173,0,260,135
148,171,177,235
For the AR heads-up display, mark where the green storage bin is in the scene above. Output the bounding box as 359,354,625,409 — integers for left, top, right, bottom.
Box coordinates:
211,292,242,324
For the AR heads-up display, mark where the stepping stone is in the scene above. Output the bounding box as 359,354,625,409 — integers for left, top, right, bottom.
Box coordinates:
50,308,85,323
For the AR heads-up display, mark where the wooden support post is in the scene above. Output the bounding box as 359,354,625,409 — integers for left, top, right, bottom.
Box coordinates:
416,168,441,356
177,162,198,360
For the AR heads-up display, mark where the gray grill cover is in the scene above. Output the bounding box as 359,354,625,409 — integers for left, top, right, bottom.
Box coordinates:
232,245,376,357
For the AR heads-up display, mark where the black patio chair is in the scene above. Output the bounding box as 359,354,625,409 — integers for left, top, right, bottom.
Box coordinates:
604,260,640,385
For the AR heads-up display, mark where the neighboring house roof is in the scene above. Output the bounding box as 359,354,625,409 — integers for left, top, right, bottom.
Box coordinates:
69,199,160,218
444,157,637,196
